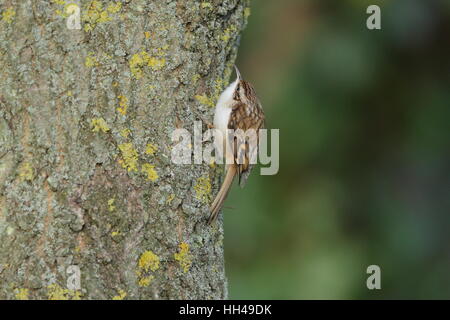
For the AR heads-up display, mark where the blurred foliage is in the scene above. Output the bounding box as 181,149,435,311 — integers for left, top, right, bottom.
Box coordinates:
226,0,450,299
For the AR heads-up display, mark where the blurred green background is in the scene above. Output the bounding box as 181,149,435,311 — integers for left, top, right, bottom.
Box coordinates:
227,0,450,299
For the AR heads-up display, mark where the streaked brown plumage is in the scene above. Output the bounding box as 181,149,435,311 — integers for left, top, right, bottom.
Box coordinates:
208,67,265,224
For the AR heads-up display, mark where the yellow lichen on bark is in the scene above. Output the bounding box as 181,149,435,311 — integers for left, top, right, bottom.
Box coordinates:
145,143,158,155
138,250,160,272
129,51,166,79
82,0,122,32
47,284,81,300
1,7,16,24
138,275,154,287
19,162,34,181
120,128,131,137
118,143,139,172
108,198,116,212
141,163,158,182
136,251,160,287
85,52,99,68
117,95,129,115
15,288,29,300
112,289,127,300
174,243,193,273
91,118,110,133
195,94,215,107
194,175,211,203
220,25,237,42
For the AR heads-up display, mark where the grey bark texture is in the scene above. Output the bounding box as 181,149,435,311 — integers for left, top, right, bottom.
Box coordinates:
0,0,249,300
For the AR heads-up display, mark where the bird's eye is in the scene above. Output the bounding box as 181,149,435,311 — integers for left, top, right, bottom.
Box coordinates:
234,84,240,100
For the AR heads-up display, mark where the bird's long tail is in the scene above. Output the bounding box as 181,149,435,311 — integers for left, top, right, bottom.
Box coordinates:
208,164,237,224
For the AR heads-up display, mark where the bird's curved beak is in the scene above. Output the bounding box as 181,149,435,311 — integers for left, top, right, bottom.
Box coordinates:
234,65,242,80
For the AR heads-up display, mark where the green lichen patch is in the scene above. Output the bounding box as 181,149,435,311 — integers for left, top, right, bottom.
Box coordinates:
201,2,213,9
192,73,201,84
244,7,251,19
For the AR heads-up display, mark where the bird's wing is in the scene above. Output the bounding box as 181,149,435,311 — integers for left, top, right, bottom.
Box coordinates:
228,101,265,187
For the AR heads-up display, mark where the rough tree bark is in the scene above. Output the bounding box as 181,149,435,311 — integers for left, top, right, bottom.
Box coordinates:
0,0,249,300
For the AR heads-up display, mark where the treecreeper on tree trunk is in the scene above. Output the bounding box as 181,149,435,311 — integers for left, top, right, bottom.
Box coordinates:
0,0,251,300
208,66,265,224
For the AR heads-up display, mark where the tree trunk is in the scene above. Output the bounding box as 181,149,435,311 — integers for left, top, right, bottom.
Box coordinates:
0,0,248,300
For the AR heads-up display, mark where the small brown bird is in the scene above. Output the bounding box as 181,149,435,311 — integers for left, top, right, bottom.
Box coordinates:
208,66,265,224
